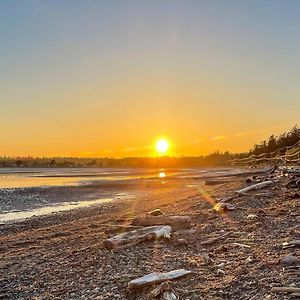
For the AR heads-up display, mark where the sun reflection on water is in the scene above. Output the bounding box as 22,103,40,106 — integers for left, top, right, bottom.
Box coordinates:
159,172,166,178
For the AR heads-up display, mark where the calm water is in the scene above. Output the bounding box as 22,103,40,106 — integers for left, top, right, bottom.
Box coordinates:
0,167,185,188
0,167,233,223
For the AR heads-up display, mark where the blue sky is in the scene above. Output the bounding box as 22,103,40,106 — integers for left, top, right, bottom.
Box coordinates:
0,1,299,156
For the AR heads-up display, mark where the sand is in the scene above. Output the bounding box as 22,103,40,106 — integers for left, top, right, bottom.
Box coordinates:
0,171,300,299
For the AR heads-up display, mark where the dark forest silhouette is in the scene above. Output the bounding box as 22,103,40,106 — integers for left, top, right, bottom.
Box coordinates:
250,125,300,155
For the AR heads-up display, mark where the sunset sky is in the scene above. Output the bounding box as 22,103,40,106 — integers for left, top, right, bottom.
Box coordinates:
1,1,299,157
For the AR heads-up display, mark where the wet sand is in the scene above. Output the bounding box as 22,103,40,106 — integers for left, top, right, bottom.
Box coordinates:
0,170,299,299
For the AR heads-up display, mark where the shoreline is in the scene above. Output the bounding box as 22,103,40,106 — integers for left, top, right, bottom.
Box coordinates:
1,170,299,299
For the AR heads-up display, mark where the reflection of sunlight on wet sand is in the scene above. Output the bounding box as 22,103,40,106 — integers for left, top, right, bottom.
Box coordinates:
0,198,113,223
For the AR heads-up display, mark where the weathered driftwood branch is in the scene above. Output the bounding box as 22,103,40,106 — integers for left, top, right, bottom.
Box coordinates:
271,287,300,293
128,269,192,290
103,225,172,249
131,216,192,230
200,232,231,246
236,181,273,195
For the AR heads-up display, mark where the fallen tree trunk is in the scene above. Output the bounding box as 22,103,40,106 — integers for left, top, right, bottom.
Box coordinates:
132,216,192,230
236,181,273,195
128,269,192,290
103,225,171,249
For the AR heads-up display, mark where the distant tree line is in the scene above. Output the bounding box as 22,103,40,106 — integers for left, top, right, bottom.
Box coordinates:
250,125,300,155
0,152,244,168
1,125,298,168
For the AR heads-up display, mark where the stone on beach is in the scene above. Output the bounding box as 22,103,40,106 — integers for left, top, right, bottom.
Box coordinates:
280,255,299,265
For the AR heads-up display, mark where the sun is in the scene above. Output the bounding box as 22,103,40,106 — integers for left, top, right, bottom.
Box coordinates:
156,139,169,154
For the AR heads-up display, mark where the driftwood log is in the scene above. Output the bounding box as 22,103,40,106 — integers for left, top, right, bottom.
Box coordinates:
132,216,192,231
103,225,171,249
236,181,273,195
128,269,192,290
271,287,300,293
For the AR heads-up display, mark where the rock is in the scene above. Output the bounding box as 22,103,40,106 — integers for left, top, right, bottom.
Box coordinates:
290,192,300,199
246,214,258,220
286,179,300,189
280,255,299,265
176,238,188,246
149,209,164,216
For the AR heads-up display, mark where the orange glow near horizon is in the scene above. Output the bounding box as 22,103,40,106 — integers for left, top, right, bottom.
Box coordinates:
1,2,300,158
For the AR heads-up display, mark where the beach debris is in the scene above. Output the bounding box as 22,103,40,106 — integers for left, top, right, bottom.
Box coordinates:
128,269,192,290
149,282,170,298
216,268,225,276
212,203,235,213
289,192,300,199
132,215,192,230
163,291,178,300
202,252,214,264
246,214,258,220
103,225,172,249
214,262,226,269
149,208,164,216
280,255,299,266
236,181,273,195
200,232,231,246
246,175,259,184
176,238,188,246
282,240,300,249
233,242,251,249
271,287,300,293
286,179,300,189
245,256,253,264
